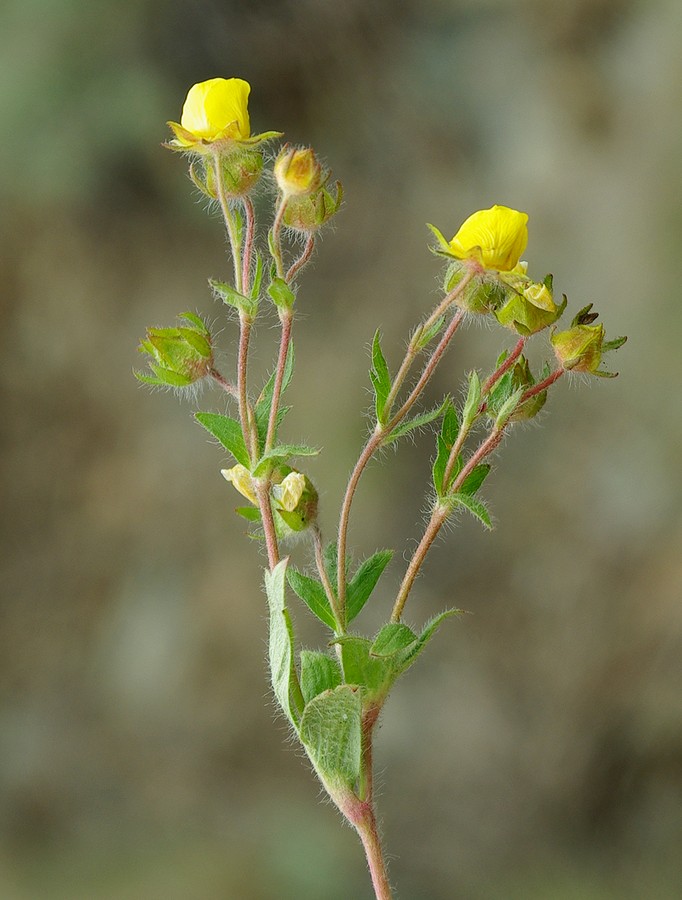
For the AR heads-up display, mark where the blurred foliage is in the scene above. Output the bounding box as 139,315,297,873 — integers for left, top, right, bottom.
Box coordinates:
1,0,681,897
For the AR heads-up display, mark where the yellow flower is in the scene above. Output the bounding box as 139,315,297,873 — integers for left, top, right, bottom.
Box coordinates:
275,472,307,512
274,147,325,197
221,464,257,505
448,205,529,272
168,77,251,149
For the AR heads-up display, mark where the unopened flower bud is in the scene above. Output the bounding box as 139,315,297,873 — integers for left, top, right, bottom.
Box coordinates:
136,313,213,387
274,146,325,197
283,181,343,233
551,304,626,377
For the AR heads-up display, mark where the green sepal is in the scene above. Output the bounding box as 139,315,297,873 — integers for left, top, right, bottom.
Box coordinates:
255,341,295,450
462,370,482,426
346,550,394,624
252,444,320,478
287,568,337,631
209,278,258,319
134,367,193,388
459,463,490,497
384,398,448,445
264,559,305,729
235,506,261,522
426,222,452,254
446,492,493,529
370,330,392,425
300,650,342,704
194,412,250,467
267,276,296,311
370,623,417,658
300,684,362,790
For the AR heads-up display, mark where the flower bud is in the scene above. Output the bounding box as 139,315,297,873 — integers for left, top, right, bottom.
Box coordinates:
136,313,213,387
551,304,626,377
283,181,343,233
274,146,325,197
487,355,547,423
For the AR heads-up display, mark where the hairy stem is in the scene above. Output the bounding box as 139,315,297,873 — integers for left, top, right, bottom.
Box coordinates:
208,367,239,399
237,314,258,461
271,198,288,278
255,482,280,568
213,154,242,293
481,336,526,396
286,234,315,283
265,312,293,454
241,195,256,295
312,525,344,634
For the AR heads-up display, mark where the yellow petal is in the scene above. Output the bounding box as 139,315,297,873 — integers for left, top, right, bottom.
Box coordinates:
221,464,257,504
276,472,306,512
180,77,251,142
449,205,529,272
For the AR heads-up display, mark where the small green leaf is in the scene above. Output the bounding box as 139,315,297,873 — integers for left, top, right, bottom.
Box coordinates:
432,400,461,496
459,463,490,497
255,341,295,450
370,330,392,424
462,370,482,426
413,315,445,352
300,684,362,789
267,276,296,311
287,569,337,631
209,279,258,319
384,399,448,444
494,386,524,429
264,560,305,729
447,492,493,529
441,399,460,445
252,444,320,477
370,623,417,658
347,550,394,624
195,413,250,467
300,650,342,704
395,609,463,672
235,506,261,522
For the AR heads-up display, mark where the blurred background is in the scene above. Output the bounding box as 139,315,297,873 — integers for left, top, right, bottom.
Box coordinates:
1,0,681,897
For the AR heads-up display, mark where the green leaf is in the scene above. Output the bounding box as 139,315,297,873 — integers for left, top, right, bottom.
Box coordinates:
370,623,417,658
287,569,337,631
235,506,261,522
459,463,490,497
447,492,493,529
252,444,320,477
441,399,460,445
384,399,448,444
300,650,342,704
462,370,482,426
255,341,295,450
264,560,305,729
195,413,250,467
300,685,362,789
370,330,392,424
337,636,393,697
346,550,394,624
322,542,340,597
432,400,461,496
413,315,445,352
267,276,296,311
395,609,463,672
209,278,258,319
494,386,524,429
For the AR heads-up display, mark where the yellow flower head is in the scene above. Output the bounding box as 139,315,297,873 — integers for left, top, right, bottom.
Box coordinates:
449,205,529,272
168,78,251,149
274,147,325,197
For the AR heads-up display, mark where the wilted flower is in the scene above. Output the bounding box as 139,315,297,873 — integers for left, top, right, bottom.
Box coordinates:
495,275,566,335
271,469,318,533
221,464,258,505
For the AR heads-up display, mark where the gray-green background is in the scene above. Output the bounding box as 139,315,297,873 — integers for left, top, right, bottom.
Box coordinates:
2,1,681,897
